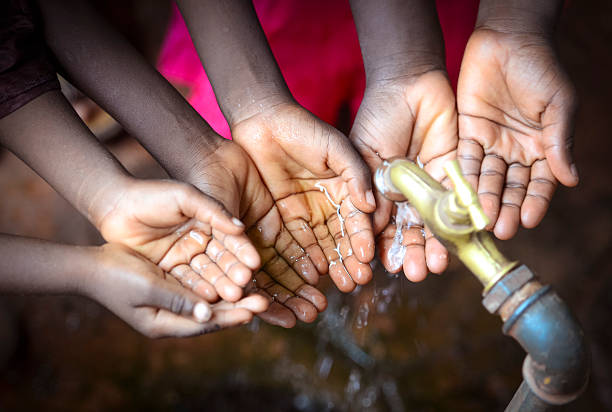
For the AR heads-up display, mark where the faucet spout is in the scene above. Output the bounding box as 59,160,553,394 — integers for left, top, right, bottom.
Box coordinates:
374,158,517,293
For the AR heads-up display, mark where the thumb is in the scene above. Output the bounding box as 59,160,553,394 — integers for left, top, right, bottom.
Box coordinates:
326,129,376,213
542,87,579,187
176,184,246,235
146,276,212,322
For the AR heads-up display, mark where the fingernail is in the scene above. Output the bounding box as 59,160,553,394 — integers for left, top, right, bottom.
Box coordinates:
570,163,579,179
232,217,245,227
194,302,212,322
365,190,376,208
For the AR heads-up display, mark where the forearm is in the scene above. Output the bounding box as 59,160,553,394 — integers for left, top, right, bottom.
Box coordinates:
349,0,446,84
38,0,224,182
476,0,564,36
0,234,94,295
0,91,129,224
176,0,292,126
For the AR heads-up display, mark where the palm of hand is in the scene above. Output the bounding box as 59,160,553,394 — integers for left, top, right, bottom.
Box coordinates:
94,244,268,338
185,141,327,328
96,178,259,303
457,29,578,240
232,103,375,293
350,70,457,281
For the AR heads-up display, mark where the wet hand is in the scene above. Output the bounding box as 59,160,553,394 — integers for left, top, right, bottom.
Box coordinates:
87,244,269,338
232,103,376,293
457,29,578,240
350,71,457,281
183,140,328,328
94,177,260,302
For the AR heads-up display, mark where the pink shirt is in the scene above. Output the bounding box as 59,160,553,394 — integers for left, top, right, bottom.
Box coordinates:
157,0,478,139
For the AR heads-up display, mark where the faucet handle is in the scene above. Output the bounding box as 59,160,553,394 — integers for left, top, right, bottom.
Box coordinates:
444,160,490,231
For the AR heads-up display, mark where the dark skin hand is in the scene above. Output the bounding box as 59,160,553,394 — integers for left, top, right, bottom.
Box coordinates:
457,0,578,240
177,0,377,293
349,0,457,281
0,92,260,304
0,236,268,338
38,0,327,327
185,139,329,327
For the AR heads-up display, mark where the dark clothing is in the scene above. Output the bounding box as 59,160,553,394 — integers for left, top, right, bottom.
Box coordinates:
0,0,59,119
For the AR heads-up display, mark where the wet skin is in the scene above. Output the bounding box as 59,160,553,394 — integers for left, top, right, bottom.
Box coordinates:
349,0,456,281
351,71,457,282
36,0,326,327
232,103,377,293
185,139,328,328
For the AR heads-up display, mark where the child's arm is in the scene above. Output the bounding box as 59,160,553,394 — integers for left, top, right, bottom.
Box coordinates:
348,0,455,280
171,0,377,291
35,0,328,326
0,235,268,337
0,90,260,302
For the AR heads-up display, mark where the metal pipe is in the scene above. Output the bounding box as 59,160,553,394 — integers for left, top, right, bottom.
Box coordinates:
375,159,590,410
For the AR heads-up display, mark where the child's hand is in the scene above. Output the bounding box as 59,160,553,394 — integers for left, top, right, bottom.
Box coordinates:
182,140,328,328
87,244,269,338
232,103,376,293
350,70,457,281
457,29,578,240
93,177,260,302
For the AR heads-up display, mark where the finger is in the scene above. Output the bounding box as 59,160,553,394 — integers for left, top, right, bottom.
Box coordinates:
521,160,557,229
342,198,375,264
372,191,394,235
176,184,245,235
254,271,318,323
253,286,297,328
377,224,404,274
170,263,218,302
331,205,372,286
212,229,260,270
259,253,327,311
313,222,354,291
214,294,270,314
157,229,211,273
141,276,212,322
326,131,376,213
318,221,356,293
209,231,256,287
424,229,448,274
146,306,254,338
402,226,427,282
257,304,297,328
457,138,484,191
477,154,507,229
494,163,529,240
274,195,328,275
192,252,243,302
542,87,579,187
273,226,319,285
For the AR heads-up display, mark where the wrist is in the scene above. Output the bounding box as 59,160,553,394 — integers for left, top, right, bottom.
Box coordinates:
220,81,294,128
86,173,136,230
365,53,446,88
476,0,563,37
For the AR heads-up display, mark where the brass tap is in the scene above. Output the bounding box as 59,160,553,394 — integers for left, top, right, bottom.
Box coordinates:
374,159,517,293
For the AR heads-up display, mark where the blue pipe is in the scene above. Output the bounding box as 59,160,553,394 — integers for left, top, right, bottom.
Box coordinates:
501,285,590,410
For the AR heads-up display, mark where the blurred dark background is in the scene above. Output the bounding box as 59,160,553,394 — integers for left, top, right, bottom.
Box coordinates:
0,0,610,411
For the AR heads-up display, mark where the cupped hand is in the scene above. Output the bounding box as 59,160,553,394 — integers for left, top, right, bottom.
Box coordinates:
231,102,377,293
457,28,578,240
88,243,269,338
182,139,328,328
350,70,457,281
94,176,260,302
